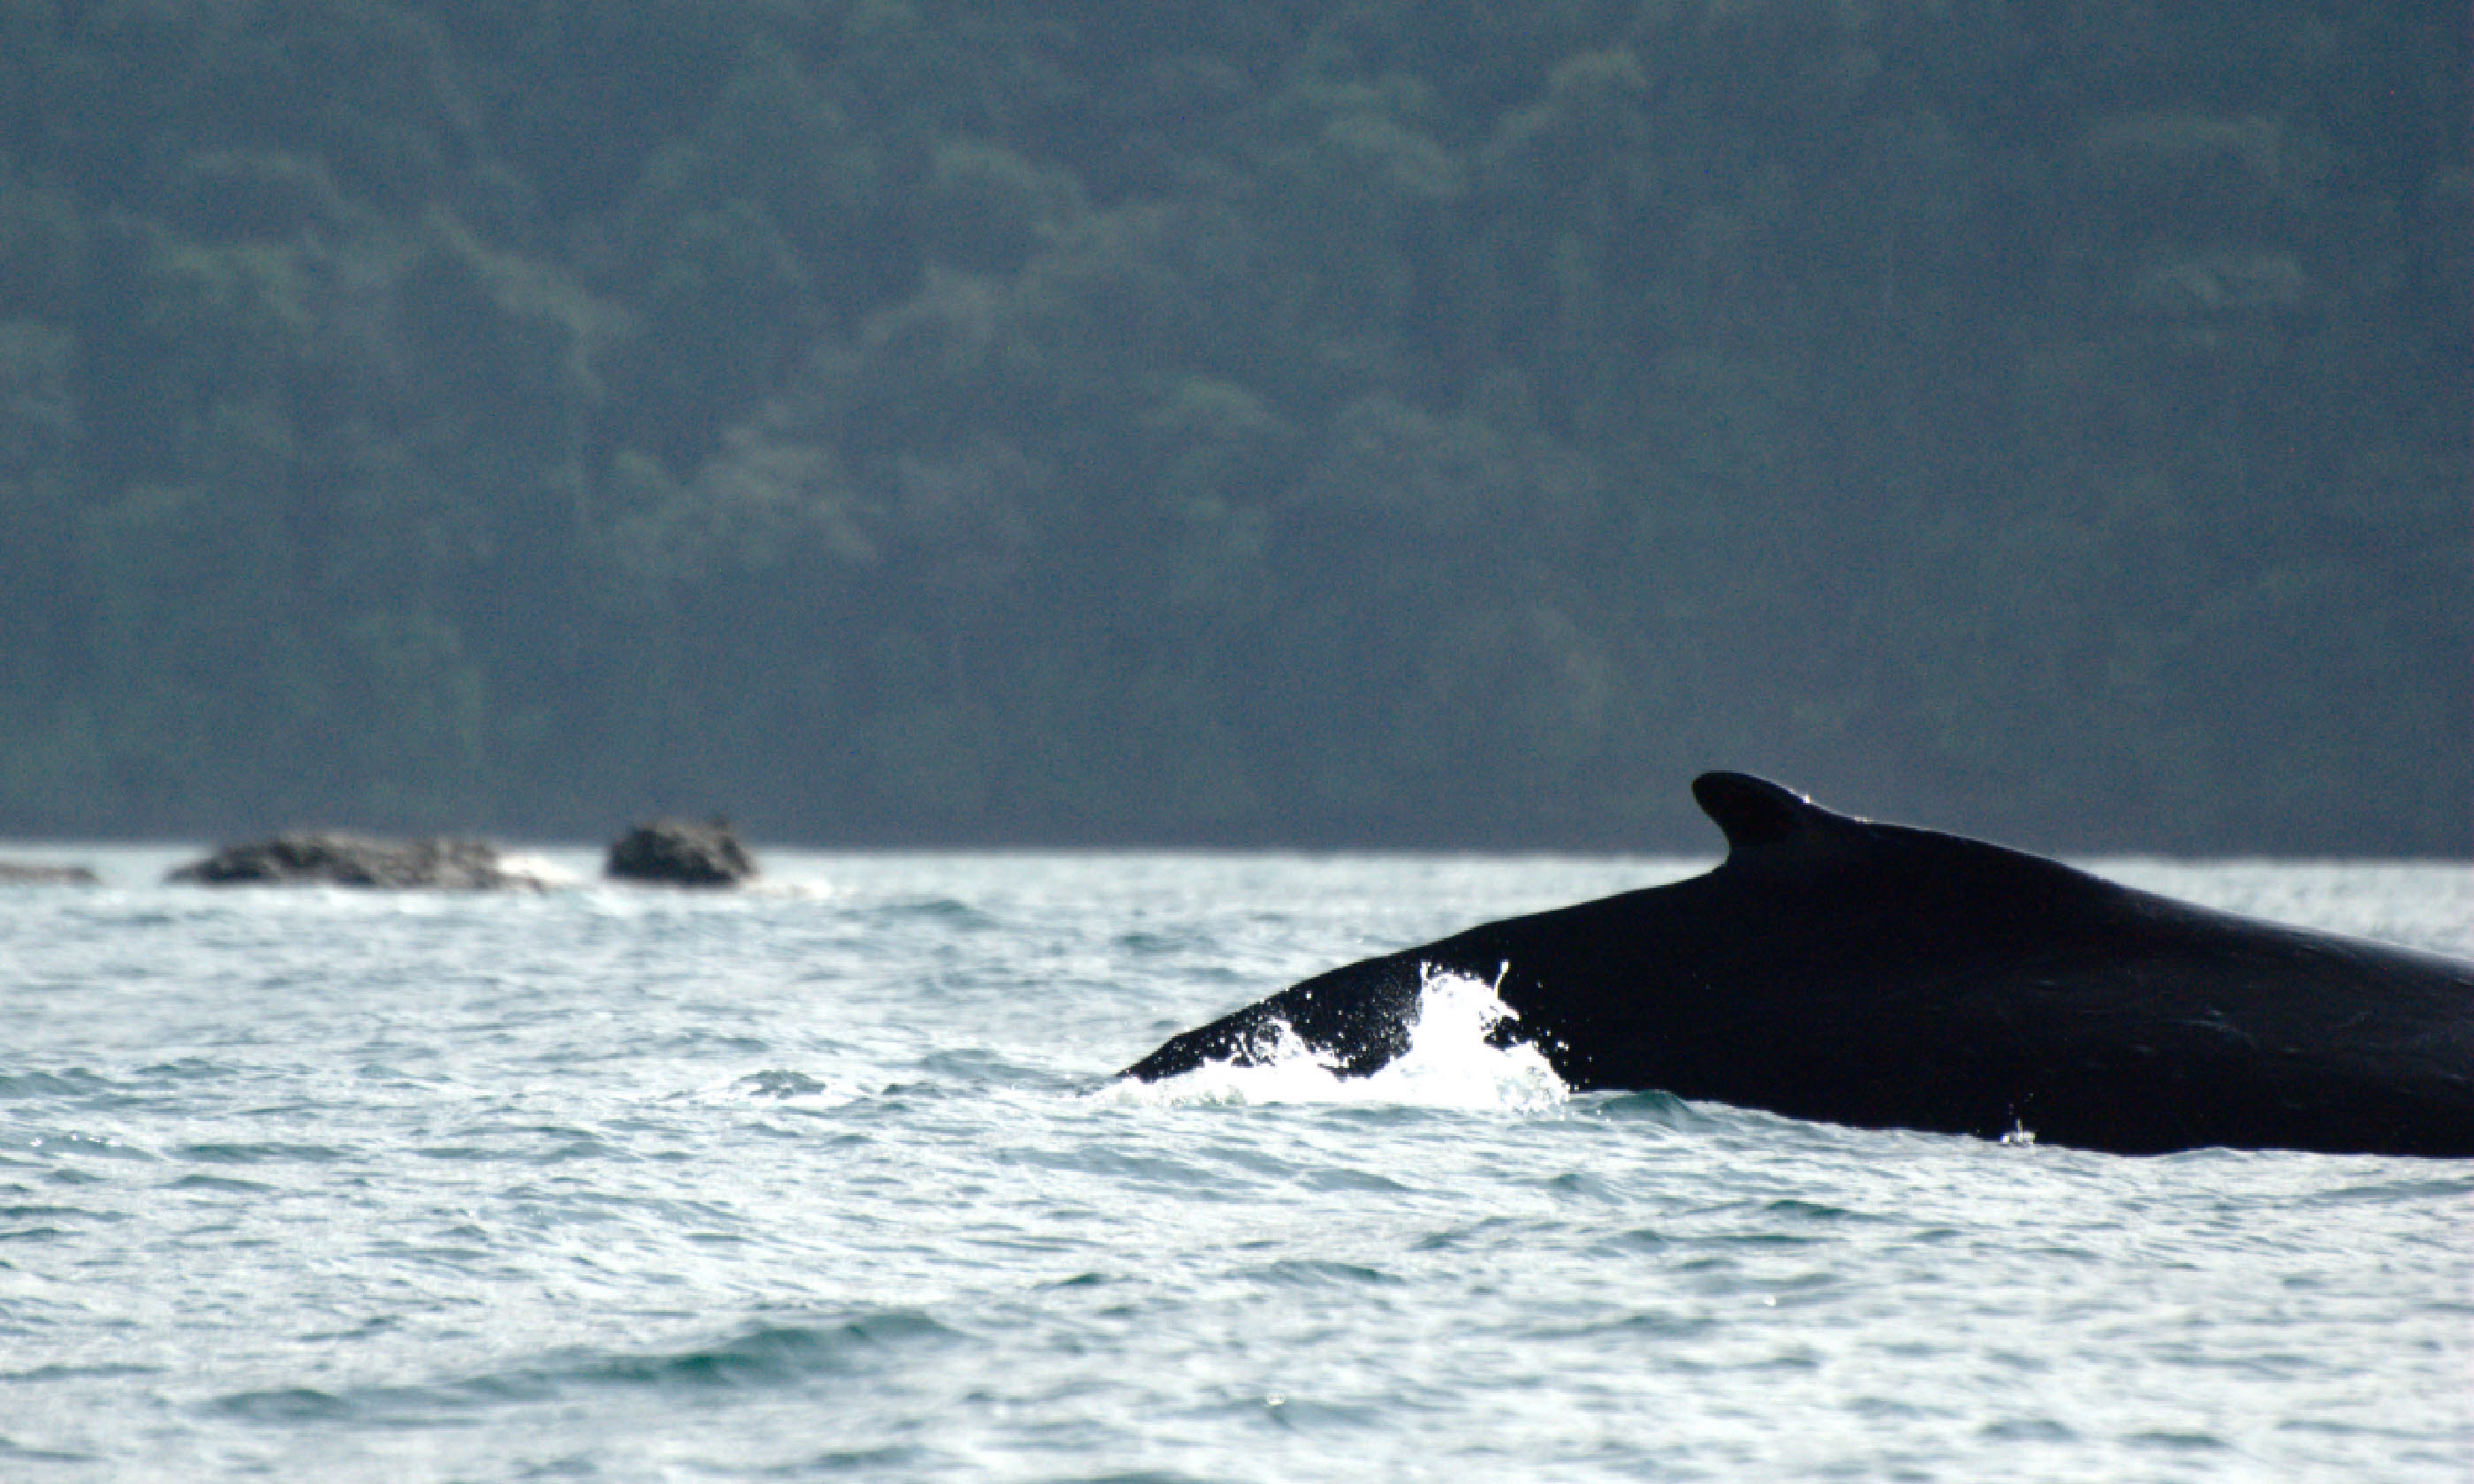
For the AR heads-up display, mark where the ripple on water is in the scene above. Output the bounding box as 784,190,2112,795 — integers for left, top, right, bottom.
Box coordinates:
1242,1258,1406,1289
210,1309,962,1424
0,1070,118,1100
175,1142,351,1164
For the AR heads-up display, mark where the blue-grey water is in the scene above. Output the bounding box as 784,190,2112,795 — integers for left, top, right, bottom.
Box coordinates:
0,847,2466,1482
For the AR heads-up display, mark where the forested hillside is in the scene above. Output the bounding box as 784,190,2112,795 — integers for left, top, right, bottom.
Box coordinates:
1,0,2465,852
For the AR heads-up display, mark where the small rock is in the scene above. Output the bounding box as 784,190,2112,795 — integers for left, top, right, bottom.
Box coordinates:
605,817,757,887
169,833,526,890
0,861,99,886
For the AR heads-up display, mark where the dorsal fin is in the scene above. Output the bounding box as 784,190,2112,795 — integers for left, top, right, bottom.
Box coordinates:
1691,772,1830,852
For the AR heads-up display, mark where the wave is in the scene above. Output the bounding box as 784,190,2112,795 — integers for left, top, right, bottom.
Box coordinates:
1097,965,1568,1114
209,1309,959,1427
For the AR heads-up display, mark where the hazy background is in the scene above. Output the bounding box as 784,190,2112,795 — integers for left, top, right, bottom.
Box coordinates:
0,0,2464,853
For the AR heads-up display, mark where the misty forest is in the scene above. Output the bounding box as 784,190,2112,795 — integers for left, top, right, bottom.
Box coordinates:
0,0,2464,852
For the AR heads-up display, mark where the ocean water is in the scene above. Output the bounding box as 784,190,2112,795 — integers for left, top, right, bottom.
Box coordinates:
0,846,2466,1482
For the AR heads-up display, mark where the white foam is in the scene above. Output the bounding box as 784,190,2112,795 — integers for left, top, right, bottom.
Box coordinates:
492,852,583,890
1103,965,1568,1114
740,876,841,902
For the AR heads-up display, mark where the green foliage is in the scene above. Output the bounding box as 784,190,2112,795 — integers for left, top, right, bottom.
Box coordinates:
0,0,2463,850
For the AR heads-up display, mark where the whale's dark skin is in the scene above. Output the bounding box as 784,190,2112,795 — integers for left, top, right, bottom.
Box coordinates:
1123,773,2474,1157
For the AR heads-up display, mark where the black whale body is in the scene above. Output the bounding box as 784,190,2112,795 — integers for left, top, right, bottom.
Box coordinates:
1123,773,2474,1158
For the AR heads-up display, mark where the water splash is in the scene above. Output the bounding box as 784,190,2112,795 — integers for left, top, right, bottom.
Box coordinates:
1103,965,1568,1113
491,852,584,890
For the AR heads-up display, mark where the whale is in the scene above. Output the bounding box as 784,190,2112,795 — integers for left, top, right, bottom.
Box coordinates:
1122,773,2474,1157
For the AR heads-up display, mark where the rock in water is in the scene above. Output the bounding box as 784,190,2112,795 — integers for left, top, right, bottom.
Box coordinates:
169,834,523,890
0,861,99,885
604,818,757,887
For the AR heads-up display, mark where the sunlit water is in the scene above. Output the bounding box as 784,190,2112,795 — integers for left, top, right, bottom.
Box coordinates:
0,848,2466,1481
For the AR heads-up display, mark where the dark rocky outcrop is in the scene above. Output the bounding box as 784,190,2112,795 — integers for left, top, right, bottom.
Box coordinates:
169,833,527,889
604,817,757,887
0,861,99,885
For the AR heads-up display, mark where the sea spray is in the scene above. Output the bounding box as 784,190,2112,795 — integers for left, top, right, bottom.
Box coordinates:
1100,964,1568,1113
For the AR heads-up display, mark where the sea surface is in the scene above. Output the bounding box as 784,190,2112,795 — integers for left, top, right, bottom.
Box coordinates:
0,846,2466,1482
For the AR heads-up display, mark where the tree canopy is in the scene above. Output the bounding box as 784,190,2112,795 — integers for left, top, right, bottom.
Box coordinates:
2,0,2465,852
